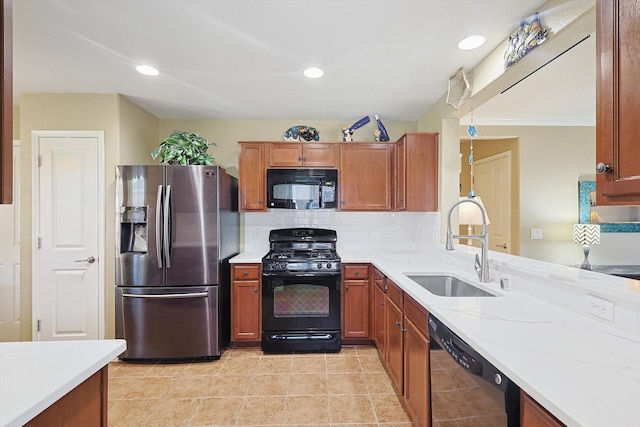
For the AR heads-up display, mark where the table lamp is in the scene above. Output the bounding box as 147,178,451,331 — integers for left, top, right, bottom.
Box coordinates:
459,196,490,245
572,224,600,270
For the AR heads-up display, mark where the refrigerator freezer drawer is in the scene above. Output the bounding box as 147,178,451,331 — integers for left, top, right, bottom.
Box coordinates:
116,286,223,360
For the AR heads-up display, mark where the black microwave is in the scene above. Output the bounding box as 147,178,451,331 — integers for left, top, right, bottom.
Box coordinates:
266,169,338,209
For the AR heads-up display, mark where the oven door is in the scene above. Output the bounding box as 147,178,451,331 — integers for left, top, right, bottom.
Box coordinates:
262,272,341,352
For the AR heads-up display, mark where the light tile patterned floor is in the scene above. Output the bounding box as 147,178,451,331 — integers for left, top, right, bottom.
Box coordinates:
108,346,415,427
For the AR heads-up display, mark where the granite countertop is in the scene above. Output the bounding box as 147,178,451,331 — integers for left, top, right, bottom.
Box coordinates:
230,249,640,427
0,339,126,427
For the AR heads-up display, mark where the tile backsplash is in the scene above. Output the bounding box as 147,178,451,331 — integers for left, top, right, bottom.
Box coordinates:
243,210,441,254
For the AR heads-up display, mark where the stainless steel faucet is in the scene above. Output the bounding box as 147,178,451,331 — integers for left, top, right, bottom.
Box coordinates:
445,198,492,283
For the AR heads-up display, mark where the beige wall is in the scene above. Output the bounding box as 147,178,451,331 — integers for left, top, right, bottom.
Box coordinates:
18,93,158,340
159,119,417,177
460,137,520,255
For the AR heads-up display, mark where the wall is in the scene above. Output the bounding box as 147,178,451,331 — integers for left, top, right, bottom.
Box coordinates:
459,137,520,255
159,119,417,177
18,93,158,340
461,125,640,266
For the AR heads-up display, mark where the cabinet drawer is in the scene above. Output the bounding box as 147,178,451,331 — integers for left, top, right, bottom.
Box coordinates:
372,267,386,291
386,278,403,308
403,294,429,338
343,264,369,280
233,264,261,280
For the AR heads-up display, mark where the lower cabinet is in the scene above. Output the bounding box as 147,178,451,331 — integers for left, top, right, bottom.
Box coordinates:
403,294,431,427
521,391,566,427
385,279,404,393
342,264,371,340
231,264,262,344
371,266,431,427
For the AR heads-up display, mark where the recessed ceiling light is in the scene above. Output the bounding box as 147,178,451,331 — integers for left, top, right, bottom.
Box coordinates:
136,64,160,76
303,67,324,78
458,35,486,50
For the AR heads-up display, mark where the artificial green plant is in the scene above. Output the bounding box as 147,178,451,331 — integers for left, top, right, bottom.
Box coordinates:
151,130,216,165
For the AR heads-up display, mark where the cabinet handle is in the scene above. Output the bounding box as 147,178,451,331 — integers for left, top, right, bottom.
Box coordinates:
253,288,258,292
302,156,307,161
596,162,611,174
401,328,406,333
345,285,350,290
259,199,263,204
354,271,360,275
243,271,248,276
380,301,384,306
395,321,402,327
298,157,302,161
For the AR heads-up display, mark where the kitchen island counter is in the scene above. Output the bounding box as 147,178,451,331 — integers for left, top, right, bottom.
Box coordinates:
0,339,126,427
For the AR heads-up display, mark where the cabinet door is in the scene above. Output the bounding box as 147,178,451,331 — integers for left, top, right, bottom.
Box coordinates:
395,137,407,210
596,0,640,204
342,278,370,338
268,143,303,167
386,298,404,393
403,317,430,427
397,133,438,211
339,143,393,210
231,265,262,342
303,143,338,167
521,391,565,427
238,143,266,211
372,283,386,355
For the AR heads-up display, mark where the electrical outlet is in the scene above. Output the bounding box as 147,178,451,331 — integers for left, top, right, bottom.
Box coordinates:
585,295,615,322
530,228,543,240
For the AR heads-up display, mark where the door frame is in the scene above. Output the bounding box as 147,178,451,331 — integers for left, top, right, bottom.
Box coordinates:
31,130,106,339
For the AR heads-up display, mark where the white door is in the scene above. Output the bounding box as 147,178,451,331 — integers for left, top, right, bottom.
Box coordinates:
0,141,21,342
474,151,512,254
32,131,105,340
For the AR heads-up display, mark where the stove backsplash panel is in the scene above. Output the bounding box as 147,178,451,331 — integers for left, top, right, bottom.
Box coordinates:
244,211,440,254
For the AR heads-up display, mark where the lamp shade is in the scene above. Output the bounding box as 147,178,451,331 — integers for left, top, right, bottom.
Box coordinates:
459,196,490,225
572,224,600,245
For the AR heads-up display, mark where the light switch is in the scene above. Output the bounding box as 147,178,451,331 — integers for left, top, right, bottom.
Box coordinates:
530,228,543,240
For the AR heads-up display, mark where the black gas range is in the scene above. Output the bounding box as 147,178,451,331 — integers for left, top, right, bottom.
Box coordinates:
262,228,341,274
261,228,342,353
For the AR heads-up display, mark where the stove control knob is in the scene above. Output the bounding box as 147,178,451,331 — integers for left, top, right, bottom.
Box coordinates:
317,263,323,269
326,263,332,269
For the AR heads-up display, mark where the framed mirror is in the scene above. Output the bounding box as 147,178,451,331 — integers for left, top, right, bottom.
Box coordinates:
579,181,640,232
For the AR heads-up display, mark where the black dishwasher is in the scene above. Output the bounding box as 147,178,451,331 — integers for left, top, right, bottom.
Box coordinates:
428,315,520,427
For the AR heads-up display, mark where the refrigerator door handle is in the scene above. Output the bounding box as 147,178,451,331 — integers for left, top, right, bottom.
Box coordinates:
156,184,163,268
122,292,209,299
163,184,172,268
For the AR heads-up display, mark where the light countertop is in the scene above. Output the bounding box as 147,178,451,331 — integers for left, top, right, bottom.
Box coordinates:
0,339,126,427
230,249,640,427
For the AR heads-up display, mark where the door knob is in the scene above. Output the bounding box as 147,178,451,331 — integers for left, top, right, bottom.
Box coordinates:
596,162,611,174
75,256,96,264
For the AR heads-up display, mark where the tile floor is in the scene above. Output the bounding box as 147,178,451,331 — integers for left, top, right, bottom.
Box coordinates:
108,346,415,427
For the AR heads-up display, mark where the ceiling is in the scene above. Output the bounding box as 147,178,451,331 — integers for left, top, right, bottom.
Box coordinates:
13,0,592,124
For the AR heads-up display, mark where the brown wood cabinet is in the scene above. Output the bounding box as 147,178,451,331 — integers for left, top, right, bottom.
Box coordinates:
371,268,387,351
596,0,640,204
238,142,267,212
342,264,371,340
521,391,565,427
268,143,338,168
339,143,393,210
231,264,262,344
403,294,430,427
395,133,438,211
385,278,404,393
25,367,107,427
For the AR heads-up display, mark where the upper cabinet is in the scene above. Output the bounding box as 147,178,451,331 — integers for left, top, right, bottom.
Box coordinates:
395,133,438,211
268,143,338,168
237,133,438,212
339,143,393,211
596,0,640,205
238,142,267,212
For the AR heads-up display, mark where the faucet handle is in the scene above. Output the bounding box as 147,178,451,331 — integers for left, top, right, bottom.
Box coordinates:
474,254,481,277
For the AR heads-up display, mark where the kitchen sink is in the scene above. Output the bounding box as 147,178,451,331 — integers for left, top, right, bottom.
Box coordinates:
404,274,496,297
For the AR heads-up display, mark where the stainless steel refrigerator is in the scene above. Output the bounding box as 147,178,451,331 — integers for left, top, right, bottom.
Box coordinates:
115,165,239,360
